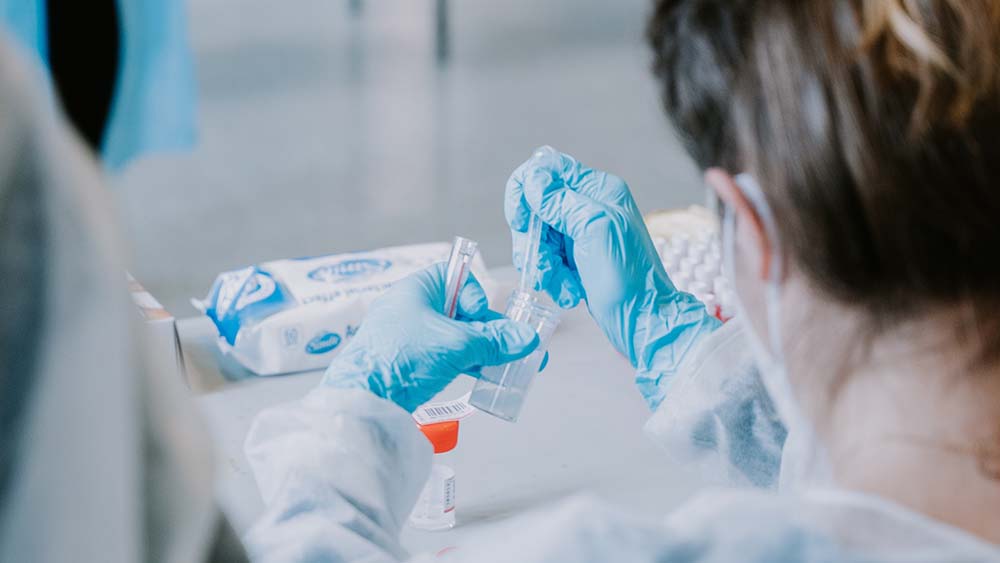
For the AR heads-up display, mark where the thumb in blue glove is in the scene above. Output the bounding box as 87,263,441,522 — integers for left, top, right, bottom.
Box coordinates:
321,263,540,413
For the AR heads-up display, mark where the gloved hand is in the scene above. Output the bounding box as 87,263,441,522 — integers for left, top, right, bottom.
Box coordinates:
505,146,721,409
321,263,540,413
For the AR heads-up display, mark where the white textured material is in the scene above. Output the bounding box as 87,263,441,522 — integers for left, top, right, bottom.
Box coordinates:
645,207,734,321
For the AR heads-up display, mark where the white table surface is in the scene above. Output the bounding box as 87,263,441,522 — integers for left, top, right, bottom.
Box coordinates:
177,268,703,555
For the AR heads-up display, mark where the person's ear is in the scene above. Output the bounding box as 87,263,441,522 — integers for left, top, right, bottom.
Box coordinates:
704,168,774,281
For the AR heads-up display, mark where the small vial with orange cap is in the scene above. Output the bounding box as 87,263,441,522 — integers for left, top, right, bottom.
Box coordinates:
406,235,476,530
409,419,459,530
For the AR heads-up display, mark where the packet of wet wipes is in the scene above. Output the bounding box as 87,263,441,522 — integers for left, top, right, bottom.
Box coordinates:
194,242,494,375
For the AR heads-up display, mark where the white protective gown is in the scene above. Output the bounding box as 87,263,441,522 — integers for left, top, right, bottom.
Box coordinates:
244,317,1000,561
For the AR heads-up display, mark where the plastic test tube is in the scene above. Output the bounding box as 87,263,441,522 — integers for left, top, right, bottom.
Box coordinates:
443,236,479,319
518,213,544,293
469,213,561,422
469,291,560,421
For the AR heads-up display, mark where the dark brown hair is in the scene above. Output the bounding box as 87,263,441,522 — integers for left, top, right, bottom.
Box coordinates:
648,0,1000,353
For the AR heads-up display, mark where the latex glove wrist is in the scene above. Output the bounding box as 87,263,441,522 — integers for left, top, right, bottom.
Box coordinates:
633,289,721,410
319,263,540,413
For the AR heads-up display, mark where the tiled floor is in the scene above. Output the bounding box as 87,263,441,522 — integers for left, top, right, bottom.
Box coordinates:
116,0,703,313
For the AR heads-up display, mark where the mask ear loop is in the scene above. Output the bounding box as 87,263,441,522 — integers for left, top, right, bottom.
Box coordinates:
728,176,833,490
733,174,785,362
722,196,736,287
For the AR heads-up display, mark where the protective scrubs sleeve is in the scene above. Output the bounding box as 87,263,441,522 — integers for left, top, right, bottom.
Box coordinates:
243,387,432,562
644,317,787,489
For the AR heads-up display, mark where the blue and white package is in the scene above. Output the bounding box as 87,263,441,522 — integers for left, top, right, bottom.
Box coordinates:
195,242,495,375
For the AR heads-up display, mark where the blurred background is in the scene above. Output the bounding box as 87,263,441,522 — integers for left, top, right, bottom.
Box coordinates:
114,0,703,314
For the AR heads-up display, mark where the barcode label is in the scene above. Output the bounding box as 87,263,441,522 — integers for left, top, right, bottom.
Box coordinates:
427,404,463,417
413,393,475,425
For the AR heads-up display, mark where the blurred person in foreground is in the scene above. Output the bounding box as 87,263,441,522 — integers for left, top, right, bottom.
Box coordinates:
3,0,1000,561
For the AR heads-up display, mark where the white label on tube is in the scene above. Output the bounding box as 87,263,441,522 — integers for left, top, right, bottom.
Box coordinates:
413,392,476,425
443,474,456,513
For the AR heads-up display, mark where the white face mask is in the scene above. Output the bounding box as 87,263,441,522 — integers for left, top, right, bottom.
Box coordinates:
721,173,831,490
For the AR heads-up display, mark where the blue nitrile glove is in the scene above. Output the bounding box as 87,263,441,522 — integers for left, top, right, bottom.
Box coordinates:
321,263,540,413
505,146,721,410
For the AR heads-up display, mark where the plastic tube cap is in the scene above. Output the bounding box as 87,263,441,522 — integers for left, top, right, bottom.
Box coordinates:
418,420,459,454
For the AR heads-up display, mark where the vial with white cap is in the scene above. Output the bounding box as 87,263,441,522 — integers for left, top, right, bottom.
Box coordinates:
671,233,691,249
687,280,711,298
653,236,668,257
678,256,696,276
693,264,715,283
